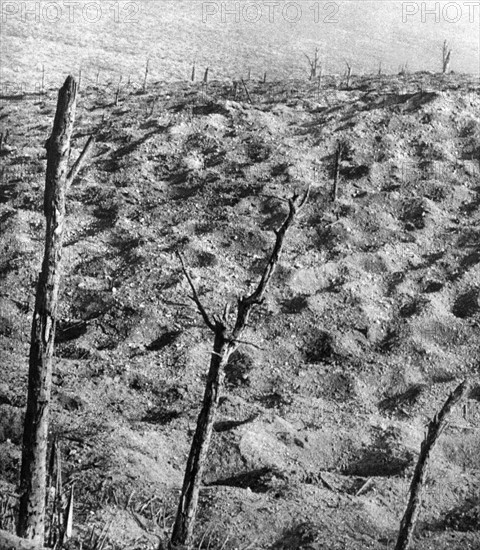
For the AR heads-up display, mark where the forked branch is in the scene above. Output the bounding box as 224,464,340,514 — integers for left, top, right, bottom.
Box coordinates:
305,47,319,80
233,189,309,335
177,251,215,332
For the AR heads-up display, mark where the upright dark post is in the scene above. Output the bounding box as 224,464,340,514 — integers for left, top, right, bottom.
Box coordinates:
143,59,150,92
395,381,470,550
442,40,452,74
332,142,343,202
17,76,78,544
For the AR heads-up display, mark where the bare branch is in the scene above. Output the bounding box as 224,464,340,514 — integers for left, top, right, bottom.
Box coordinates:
67,135,95,186
229,339,265,351
232,188,310,336
177,252,215,332
222,302,231,324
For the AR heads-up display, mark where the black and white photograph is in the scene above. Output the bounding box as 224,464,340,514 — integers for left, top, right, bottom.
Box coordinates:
0,1,479,549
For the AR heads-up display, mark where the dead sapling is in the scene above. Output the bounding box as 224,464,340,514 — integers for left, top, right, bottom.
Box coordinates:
143,58,150,93
344,61,352,89
169,190,310,549
395,380,471,550
316,65,323,101
399,62,409,76
149,97,158,117
114,75,123,106
202,67,210,100
41,64,46,95
332,141,344,202
442,40,452,74
305,47,320,81
232,81,238,100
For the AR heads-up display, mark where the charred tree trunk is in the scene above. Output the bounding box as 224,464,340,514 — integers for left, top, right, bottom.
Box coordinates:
395,380,470,550
170,323,234,546
17,76,78,543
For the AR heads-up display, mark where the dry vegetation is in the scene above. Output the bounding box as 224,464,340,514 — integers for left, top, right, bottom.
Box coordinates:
1,71,480,549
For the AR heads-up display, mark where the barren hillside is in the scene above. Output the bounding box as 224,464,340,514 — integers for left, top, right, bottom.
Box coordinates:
1,72,480,549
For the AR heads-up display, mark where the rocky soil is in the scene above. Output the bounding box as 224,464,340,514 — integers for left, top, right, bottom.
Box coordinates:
1,72,480,549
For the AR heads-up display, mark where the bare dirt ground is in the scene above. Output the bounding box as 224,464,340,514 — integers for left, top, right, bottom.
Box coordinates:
1,72,480,549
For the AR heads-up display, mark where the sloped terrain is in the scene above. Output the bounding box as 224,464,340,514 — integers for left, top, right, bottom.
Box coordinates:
1,72,480,549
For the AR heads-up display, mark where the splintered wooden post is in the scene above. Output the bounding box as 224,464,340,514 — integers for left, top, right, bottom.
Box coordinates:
191,61,196,82
316,65,322,100
345,62,352,88
395,381,470,550
378,61,382,75
17,75,78,544
78,68,82,92
248,67,251,81
115,75,122,106
263,71,267,83
332,142,343,201
241,79,253,104
143,59,150,92
442,40,452,73
150,97,157,117
41,65,45,95
202,68,209,100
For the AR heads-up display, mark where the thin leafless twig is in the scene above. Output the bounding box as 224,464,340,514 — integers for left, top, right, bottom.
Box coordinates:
229,339,265,351
235,188,310,326
177,251,215,331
